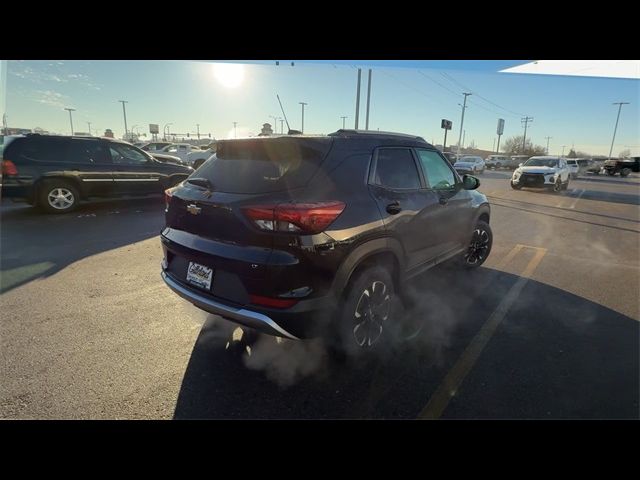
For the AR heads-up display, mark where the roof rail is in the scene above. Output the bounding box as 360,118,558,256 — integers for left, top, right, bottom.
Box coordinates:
328,129,426,142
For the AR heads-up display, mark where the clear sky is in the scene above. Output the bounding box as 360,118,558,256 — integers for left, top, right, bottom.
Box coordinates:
3,60,639,156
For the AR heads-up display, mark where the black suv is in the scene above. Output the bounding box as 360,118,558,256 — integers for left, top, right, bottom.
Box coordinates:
161,130,491,352
1,134,193,213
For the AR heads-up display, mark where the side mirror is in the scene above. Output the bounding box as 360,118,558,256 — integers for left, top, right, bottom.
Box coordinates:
462,174,480,190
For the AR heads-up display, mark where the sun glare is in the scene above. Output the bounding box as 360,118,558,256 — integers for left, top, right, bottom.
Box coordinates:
212,63,245,88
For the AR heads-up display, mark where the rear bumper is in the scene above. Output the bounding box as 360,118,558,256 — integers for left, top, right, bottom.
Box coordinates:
162,271,301,339
0,183,34,201
162,267,335,339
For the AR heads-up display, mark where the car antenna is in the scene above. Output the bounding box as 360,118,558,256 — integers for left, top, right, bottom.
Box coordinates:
276,94,292,133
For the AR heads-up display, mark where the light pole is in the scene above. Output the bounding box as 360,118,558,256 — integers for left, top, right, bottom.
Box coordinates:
457,93,472,157
355,68,362,129
608,102,630,160
341,116,348,129
365,69,372,130
196,124,200,140
130,125,139,141
299,102,307,133
233,122,237,138
64,107,76,135
87,121,92,136
164,123,173,140
279,119,284,134
561,145,567,157
118,100,129,140
521,116,533,153
545,136,552,155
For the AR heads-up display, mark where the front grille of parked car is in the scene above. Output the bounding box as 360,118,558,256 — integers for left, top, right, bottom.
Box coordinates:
520,173,545,186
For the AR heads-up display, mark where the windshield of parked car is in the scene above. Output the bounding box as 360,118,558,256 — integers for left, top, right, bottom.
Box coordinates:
524,158,559,167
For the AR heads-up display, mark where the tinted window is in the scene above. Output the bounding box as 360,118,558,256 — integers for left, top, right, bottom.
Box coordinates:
416,149,457,190
374,148,421,189
67,140,109,164
195,137,332,194
109,144,150,165
11,137,70,163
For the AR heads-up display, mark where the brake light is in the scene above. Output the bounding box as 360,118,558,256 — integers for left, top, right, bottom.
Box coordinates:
249,294,298,309
242,201,346,234
2,160,18,176
164,187,176,210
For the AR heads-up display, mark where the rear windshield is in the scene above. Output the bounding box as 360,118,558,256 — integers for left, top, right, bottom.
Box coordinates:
195,137,333,193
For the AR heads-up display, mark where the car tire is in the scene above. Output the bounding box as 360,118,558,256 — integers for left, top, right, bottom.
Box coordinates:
496,163,501,169
552,178,562,193
334,265,398,359
562,178,570,190
511,181,522,190
38,180,79,214
620,168,631,177
606,170,615,176
459,220,493,269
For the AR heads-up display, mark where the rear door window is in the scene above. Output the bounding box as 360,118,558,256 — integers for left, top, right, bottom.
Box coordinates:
67,139,110,164
373,148,422,190
195,137,333,193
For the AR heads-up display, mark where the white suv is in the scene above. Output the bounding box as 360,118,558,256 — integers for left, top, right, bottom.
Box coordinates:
511,156,570,192
453,156,485,175
485,155,510,169
566,159,580,179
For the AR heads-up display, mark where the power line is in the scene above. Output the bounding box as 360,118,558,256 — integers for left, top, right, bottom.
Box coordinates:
440,71,524,117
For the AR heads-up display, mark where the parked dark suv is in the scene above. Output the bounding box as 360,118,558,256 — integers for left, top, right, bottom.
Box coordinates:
161,130,492,352
1,134,193,213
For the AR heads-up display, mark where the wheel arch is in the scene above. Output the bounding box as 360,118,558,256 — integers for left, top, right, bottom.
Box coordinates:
331,237,405,300
35,175,85,200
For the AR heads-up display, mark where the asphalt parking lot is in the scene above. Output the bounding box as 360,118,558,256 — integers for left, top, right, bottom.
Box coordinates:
1,170,638,419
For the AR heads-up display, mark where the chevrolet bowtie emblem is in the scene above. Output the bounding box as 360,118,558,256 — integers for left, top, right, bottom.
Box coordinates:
186,204,202,215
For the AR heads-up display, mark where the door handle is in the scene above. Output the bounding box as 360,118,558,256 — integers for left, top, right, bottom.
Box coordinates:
386,202,402,215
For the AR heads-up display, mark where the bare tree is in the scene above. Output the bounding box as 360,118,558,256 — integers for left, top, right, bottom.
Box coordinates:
618,149,631,159
501,135,546,156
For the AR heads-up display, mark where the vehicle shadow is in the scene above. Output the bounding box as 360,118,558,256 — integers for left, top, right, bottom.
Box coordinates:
173,264,639,419
0,196,165,294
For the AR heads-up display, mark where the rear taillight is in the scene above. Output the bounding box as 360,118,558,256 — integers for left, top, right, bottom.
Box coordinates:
242,201,346,234
2,160,18,176
249,294,298,309
164,187,176,210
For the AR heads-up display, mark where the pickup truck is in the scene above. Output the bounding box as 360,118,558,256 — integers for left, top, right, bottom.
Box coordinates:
603,157,640,177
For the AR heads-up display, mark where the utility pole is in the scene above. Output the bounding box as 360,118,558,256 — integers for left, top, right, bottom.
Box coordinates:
233,122,237,138
299,102,307,133
87,122,92,136
521,116,533,153
279,119,284,134
608,102,630,160
196,124,200,140
456,93,472,157
118,100,129,140
341,116,348,129
545,136,552,155
64,107,76,135
355,68,362,129
561,145,567,157
365,69,372,130
462,130,466,149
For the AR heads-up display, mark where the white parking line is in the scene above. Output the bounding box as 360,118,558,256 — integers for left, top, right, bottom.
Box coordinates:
568,189,585,209
418,245,547,419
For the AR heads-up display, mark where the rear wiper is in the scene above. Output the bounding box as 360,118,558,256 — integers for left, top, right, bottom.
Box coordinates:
186,177,213,189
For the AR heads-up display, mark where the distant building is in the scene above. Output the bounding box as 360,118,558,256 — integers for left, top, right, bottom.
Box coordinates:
258,123,274,136
104,129,114,138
